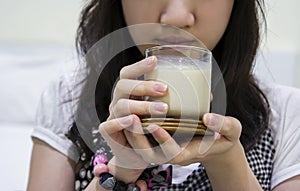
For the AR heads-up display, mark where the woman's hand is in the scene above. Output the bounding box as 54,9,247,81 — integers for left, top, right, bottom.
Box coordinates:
86,163,147,191
102,54,243,166
124,112,243,166
173,113,243,165
108,56,168,119
125,114,263,190
98,55,257,189
98,56,169,182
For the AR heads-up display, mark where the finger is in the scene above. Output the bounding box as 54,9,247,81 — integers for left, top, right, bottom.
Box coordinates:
120,56,157,79
93,163,109,177
147,124,182,160
136,179,147,191
203,113,242,141
98,115,134,136
112,79,168,102
123,118,157,152
111,99,168,118
124,120,166,164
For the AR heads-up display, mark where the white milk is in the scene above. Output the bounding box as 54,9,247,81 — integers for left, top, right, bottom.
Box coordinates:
145,56,211,118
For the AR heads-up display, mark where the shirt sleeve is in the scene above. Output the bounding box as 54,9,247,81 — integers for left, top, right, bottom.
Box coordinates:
31,74,80,162
269,84,300,189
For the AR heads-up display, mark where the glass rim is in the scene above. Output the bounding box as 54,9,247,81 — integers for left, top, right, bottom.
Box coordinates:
145,44,211,56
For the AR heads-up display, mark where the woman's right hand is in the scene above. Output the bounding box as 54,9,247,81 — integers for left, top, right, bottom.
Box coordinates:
98,56,169,182
108,56,168,120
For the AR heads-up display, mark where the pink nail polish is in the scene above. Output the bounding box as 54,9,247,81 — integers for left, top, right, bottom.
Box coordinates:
154,83,168,92
154,103,168,112
207,114,217,126
120,115,133,125
146,56,155,65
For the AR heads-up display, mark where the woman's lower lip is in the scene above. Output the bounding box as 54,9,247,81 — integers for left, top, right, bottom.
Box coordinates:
154,40,196,45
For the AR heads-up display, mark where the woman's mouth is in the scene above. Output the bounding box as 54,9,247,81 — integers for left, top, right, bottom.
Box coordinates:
153,36,197,45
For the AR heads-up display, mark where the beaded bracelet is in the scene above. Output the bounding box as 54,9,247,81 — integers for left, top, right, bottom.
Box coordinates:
93,154,140,191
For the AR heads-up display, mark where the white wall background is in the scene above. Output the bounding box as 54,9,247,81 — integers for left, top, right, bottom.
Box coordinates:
0,0,299,190
0,0,82,45
264,0,300,52
0,0,81,190
255,0,300,88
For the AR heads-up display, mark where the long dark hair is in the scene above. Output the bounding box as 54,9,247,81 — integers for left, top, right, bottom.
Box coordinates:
69,0,269,157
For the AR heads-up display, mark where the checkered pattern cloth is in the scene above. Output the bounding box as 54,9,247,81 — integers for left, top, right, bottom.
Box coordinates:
159,128,275,191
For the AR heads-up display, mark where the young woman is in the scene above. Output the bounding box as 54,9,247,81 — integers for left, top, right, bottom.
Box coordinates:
27,0,300,190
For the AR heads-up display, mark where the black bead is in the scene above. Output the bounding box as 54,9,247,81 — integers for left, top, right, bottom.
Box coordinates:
127,183,141,191
99,172,116,190
113,180,128,191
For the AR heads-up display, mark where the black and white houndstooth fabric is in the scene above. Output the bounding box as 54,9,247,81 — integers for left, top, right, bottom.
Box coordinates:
158,128,275,191
74,128,275,191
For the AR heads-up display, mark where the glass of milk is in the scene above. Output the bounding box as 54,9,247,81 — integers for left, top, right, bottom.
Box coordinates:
144,45,212,120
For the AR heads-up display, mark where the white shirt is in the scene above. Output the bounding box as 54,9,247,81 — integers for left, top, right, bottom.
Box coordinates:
261,81,300,189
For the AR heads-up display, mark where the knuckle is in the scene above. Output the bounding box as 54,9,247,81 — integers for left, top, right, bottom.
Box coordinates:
116,98,126,107
98,122,107,134
143,101,151,114
142,154,153,163
139,101,155,115
108,102,114,114
225,116,242,136
116,99,128,110
233,118,242,135
168,158,176,164
110,103,118,116
169,157,182,165
114,79,125,92
135,149,146,158
144,81,156,93
111,99,126,116
138,81,147,93
119,66,129,79
222,125,232,135
169,152,184,164
224,123,233,133
129,81,142,95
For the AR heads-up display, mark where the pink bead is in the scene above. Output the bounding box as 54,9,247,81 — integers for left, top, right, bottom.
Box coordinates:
93,154,108,166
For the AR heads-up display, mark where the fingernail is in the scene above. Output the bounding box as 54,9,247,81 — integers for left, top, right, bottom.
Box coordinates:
132,115,141,122
154,83,168,92
120,115,133,125
147,124,159,133
93,164,108,177
153,102,168,113
146,56,155,65
205,114,217,126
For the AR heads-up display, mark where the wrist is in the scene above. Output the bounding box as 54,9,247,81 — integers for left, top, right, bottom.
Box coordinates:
201,142,262,191
108,157,146,184
93,156,144,191
202,141,244,167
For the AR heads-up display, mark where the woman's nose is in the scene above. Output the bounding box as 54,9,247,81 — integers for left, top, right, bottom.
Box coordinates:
160,0,195,28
